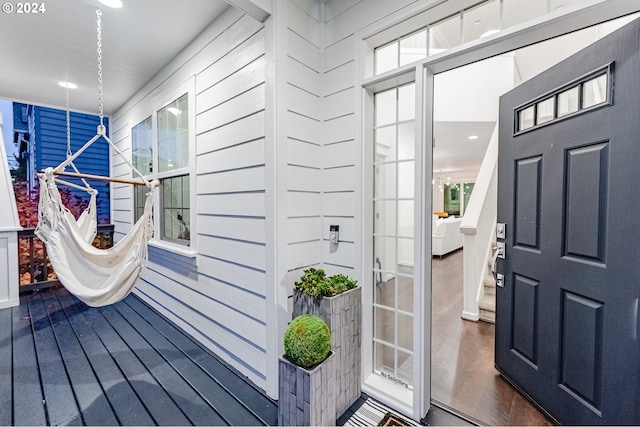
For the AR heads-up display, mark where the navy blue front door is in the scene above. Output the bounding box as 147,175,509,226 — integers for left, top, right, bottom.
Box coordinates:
495,18,640,425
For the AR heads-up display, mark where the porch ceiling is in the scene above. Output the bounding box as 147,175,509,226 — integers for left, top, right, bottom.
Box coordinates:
0,0,229,115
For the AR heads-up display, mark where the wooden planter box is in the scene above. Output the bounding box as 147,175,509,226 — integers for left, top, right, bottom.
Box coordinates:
278,352,336,426
292,286,362,418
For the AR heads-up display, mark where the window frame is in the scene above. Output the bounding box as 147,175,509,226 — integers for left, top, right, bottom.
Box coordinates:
130,77,196,255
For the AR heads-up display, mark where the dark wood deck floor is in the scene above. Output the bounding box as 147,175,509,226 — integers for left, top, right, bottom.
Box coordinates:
0,286,277,426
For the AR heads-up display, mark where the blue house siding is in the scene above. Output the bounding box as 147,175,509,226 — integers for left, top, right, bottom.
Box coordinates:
29,106,111,223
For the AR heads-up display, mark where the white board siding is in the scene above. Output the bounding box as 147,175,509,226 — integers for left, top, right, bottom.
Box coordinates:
196,83,265,135
324,34,356,73
197,56,266,114
135,276,267,384
286,112,320,144
287,58,321,96
287,217,322,243
287,30,321,72
196,28,265,96
287,138,321,168
197,254,266,296
287,1,321,48
109,8,270,392
323,140,355,168
324,61,356,96
287,191,321,218
197,192,266,218
323,87,356,121
198,234,266,272
287,240,322,270
198,166,265,194
196,140,265,175
287,165,321,193
323,191,355,219
197,111,264,155
323,166,355,192
198,215,265,244
286,84,321,119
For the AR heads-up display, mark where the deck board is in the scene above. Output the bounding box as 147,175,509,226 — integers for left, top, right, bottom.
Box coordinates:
121,296,276,426
55,288,155,426
41,291,119,426
2,286,277,426
11,295,47,426
0,307,13,426
28,292,82,425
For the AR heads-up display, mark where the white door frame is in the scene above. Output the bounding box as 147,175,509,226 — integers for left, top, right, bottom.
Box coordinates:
356,0,640,422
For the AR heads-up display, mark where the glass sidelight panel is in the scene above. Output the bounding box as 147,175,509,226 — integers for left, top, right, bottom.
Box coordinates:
373,82,416,388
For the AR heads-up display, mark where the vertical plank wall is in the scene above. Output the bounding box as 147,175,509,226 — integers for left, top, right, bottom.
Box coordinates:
281,0,323,291
110,7,269,390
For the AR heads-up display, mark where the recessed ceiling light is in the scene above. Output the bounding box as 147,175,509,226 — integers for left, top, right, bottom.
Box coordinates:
98,0,123,8
58,81,77,89
468,135,478,140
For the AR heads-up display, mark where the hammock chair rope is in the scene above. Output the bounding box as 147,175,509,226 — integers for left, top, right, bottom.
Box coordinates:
35,8,159,307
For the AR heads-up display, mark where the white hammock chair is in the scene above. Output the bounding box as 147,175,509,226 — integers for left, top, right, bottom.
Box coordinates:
34,9,158,307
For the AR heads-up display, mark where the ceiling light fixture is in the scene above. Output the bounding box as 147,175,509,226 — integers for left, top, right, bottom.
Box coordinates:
58,81,78,89
98,0,123,8
468,135,478,140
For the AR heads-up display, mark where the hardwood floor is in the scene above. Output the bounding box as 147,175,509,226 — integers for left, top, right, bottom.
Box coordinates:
431,250,553,426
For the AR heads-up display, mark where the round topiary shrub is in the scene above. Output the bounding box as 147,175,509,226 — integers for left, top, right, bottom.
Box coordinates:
284,314,331,369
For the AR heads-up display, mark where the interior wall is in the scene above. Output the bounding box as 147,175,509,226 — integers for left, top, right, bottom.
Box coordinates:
110,7,270,391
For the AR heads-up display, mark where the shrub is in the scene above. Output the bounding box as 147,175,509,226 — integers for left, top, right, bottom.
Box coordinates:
294,267,358,298
284,314,331,369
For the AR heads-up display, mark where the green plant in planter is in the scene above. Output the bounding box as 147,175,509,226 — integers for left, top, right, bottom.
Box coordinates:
294,268,358,298
327,273,357,295
284,314,331,369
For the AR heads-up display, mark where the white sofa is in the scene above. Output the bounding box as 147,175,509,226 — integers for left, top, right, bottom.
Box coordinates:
432,216,463,256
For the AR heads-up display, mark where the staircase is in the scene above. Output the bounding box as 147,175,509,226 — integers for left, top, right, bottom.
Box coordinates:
479,244,497,323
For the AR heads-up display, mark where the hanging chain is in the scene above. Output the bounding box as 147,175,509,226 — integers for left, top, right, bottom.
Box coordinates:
65,86,72,158
96,9,105,133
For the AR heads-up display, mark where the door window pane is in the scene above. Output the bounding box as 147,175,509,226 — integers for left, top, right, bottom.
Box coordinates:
374,200,396,235
463,0,500,43
519,105,535,131
397,162,414,199
582,74,607,108
375,42,399,75
375,275,395,306
536,97,555,124
398,123,415,160
558,86,579,117
397,312,414,351
397,200,414,238
429,13,462,55
374,342,395,374
397,273,414,313
400,30,427,66
374,163,396,199
374,307,396,344
376,125,397,161
157,93,189,172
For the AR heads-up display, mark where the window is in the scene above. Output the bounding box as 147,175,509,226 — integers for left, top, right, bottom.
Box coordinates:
371,0,595,77
515,66,612,134
132,91,192,247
